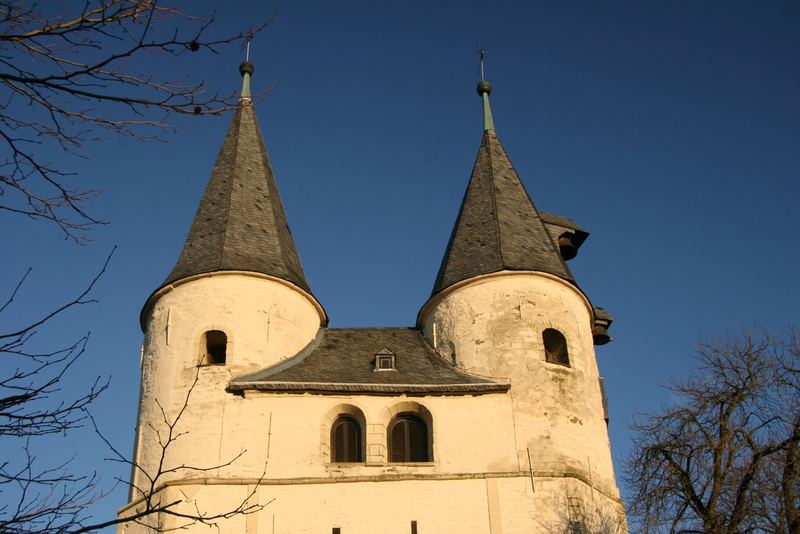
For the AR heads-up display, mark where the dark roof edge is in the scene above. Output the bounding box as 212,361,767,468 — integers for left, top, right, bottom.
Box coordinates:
232,327,326,382
539,211,588,234
430,132,488,294
227,381,510,395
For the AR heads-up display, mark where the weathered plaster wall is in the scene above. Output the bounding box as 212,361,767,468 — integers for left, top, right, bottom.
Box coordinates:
133,273,324,495
420,271,619,498
123,271,626,533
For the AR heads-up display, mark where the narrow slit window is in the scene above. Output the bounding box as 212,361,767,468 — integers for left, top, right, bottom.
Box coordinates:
446,341,457,366
543,328,569,366
202,330,227,365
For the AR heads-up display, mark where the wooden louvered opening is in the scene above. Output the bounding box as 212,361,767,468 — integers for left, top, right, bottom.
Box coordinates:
388,414,429,462
331,416,363,462
543,328,569,366
202,330,227,365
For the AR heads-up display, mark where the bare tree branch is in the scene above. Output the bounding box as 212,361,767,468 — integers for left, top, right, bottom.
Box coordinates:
0,0,271,241
1,2,272,531
626,330,800,534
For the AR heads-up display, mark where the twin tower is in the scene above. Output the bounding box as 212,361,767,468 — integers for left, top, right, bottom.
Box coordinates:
119,62,625,534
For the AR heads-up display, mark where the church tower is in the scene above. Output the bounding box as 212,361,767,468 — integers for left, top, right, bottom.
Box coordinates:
120,61,624,533
418,74,623,529
126,61,326,528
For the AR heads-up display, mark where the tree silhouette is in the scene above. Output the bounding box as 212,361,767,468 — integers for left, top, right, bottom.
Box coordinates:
626,330,800,534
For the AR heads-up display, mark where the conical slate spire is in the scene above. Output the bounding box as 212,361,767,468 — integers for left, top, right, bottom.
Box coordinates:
161,63,312,295
431,81,574,295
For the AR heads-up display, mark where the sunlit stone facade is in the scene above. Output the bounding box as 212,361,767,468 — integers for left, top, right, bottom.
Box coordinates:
118,67,625,534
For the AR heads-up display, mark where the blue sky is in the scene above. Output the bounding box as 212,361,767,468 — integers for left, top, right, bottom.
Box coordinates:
2,0,799,528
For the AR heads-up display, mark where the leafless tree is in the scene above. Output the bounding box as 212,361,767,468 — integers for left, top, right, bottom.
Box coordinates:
1,358,264,533
555,496,627,534
626,330,800,534
0,0,268,241
1,1,268,531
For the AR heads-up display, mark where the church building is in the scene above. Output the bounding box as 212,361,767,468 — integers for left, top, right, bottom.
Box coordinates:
118,59,625,533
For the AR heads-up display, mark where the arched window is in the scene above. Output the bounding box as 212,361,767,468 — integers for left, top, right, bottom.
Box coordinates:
543,328,569,366
331,416,363,462
201,330,227,365
388,414,429,462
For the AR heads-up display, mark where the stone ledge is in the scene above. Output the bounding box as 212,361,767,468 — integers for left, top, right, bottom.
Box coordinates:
118,470,623,515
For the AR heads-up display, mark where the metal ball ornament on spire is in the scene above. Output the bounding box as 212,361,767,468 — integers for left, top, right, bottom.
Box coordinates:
477,80,492,96
239,61,254,76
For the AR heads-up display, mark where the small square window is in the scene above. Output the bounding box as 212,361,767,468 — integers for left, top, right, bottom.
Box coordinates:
374,348,396,371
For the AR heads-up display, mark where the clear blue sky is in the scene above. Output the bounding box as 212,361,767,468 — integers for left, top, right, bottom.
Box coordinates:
2,0,798,528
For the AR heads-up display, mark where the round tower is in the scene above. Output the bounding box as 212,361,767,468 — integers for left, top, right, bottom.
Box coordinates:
419,75,622,524
130,63,326,500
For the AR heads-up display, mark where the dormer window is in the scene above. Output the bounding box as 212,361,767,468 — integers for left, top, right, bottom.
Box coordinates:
374,348,396,371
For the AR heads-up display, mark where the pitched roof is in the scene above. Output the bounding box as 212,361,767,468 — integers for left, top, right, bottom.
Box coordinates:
229,328,509,395
160,100,312,294
432,129,575,295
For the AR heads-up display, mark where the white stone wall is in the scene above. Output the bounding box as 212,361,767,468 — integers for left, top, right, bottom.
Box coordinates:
132,273,324,496
132,387,520,485
122,270,627,533
118,476,625,534
419,271,620,499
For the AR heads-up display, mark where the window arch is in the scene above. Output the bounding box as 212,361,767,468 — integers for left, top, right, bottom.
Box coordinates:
201,330,227,365
543,328,569,366
388,414,429,462
330,416,363,462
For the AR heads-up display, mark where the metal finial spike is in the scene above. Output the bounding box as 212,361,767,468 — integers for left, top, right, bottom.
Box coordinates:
476,49,494,131
239,35,255,102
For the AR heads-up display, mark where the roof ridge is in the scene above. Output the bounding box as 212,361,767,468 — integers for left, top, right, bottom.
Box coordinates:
416,327,507,383
486,132,505,269
491,133,574,280
217,105,242,265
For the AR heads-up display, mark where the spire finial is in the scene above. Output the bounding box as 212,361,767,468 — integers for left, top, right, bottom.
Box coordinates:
239,35,254,102
476,49,494,132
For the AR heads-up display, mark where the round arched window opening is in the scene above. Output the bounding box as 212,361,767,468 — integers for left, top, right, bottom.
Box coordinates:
388,414,430,462
330,416,363,463
201,330,227,365
543,328,569,366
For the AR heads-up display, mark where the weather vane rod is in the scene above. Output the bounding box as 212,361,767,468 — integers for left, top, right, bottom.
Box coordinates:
244,32,253,61
239,33,255,101
476,48,494,132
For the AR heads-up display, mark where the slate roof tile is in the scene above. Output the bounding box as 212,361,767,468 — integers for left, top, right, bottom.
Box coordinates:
159,102,311,295
432,130,575,295
229,328,509,395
